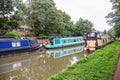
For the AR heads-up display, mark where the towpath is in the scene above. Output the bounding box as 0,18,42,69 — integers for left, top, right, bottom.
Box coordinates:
112,54,120,80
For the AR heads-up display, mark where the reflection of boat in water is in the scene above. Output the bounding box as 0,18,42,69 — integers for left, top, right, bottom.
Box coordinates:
0,59,31,74
46,45,84,58
45,37,85,49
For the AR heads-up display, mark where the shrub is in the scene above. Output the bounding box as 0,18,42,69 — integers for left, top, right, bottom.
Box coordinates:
37,34,47,39
5,31,23,37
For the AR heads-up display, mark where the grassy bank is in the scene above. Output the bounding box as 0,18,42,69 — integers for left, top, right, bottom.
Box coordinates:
48,40,120,80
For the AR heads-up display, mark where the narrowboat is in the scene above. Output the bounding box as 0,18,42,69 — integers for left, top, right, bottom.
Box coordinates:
0,36,40,56
46,45,84,58
84,31,112,53
44,37,85,49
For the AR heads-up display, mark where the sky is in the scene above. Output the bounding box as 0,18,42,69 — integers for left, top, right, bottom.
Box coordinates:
53,0,113,31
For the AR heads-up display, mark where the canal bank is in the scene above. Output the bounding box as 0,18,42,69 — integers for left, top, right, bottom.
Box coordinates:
49,40,120,80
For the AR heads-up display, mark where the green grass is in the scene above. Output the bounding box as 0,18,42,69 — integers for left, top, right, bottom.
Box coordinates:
48,40,120,80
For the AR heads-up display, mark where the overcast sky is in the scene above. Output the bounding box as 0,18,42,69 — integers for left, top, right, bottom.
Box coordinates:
53,0,113,31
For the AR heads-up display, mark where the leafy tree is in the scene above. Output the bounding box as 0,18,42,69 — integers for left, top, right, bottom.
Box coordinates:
0,0,19,35
26,0,75,36
54,11,75,36
12,0,28,24
75,18,93,37
26,0,56,36
103,29,107,35
106,0,120,37
0,0,14,17
107,28,115,36
0,17,18,35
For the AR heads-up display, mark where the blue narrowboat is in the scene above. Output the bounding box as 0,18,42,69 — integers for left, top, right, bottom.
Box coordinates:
44,37,85,49
0,36,40,56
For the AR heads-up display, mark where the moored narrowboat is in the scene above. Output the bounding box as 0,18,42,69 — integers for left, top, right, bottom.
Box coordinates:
84,31,112,53
0,36,40,56
44,37,85,49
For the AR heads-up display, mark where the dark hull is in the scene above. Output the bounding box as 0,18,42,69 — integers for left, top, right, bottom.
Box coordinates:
0,37,41,57
0,45,40,57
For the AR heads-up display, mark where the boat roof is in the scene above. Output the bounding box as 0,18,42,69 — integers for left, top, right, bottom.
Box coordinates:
54,36,83,39
0,36,15,39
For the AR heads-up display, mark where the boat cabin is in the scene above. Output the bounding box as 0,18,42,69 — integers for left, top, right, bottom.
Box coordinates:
84,31,112,53
45,37,85,49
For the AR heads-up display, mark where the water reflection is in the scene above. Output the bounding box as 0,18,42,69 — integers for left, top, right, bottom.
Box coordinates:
0,45,84,80
0,59,31,74
46,46,84,58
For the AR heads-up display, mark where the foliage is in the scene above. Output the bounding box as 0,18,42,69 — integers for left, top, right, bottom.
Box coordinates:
26,0,75,36
106,0,120,37
0,0,19,35
48,40,120,80
0,0,14,17
11,0,28,25
75,18,93,37
5,31,22,37
37,34,47,39
107,28,116,36
26,31,35,37
27,0,56,36
0,17,18,35
0,0,94,36
103,29,107,35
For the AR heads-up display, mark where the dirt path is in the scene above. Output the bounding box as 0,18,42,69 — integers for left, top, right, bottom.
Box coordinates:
112,54,120,80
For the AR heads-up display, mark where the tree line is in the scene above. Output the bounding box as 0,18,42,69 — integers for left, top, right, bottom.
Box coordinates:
0,0,94,37
2,0,120,38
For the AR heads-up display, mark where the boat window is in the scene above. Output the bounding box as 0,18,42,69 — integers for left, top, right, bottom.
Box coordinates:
68,40,71,43
87,32,95,37
55,39,60,44
74,39,76,42
97,34,101,38
63,40,67,43
71,39,74,42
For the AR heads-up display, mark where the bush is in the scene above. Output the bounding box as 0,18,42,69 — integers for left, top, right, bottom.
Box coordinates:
5,32,23,37
37,34,48,39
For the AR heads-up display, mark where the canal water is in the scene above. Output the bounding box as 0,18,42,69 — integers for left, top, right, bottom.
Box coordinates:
0,45,84,80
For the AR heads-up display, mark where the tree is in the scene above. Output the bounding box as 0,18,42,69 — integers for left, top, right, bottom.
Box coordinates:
26,0,75,36
54,11,75,36
103,29,107,35
0,0,20,35
107,28,115,36
106,0,120,37
27,0,57,36
0,0,14,17
75,18,93,37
